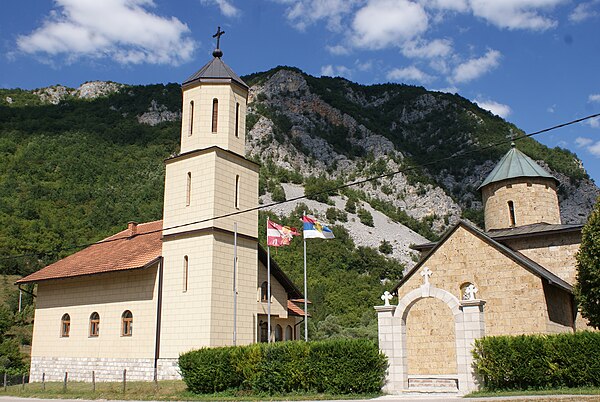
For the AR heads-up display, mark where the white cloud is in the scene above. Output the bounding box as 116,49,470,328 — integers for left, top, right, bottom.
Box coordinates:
16,0,195,65
201,0,240,17
589,94,600,103
576,137,594,147
468,0,566,31
401,39,453,59
326,44,351,55
451,50,501,83
276,0,359,31
569,1,600,23
475,98,511,118
387,66,433,83
351,0,429,50
320,64,352,78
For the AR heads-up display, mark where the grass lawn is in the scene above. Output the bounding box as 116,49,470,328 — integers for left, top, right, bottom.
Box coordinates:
467,387,600,398
0,380,378,400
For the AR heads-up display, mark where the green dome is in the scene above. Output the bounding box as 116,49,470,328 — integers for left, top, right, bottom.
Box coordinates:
478,144,558,190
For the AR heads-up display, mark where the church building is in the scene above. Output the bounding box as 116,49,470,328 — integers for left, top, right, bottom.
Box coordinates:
17,37,305,382
376,144,593,395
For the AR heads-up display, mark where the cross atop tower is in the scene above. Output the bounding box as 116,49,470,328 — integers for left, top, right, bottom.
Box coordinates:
213,26,225,57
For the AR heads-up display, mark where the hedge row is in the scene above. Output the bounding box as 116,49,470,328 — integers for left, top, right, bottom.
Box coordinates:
178,339,387,395
473,331,600,391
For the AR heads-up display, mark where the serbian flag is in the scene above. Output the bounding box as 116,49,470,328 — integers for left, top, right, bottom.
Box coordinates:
302,215,335,239
267,219,299,247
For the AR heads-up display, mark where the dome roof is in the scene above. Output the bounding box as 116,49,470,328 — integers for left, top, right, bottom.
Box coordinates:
478,144,558,190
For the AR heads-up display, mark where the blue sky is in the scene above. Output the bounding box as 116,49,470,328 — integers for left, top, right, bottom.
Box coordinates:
1,0,600,183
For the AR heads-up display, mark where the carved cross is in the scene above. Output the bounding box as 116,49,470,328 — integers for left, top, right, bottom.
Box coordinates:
464,284,478,300
381,291,393,306
213,26,225,49
420,267,432,285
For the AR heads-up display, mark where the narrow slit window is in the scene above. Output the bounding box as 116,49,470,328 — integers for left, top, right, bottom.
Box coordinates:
89,312,100,337
61,313,70,337
508,201,516,226
121,310,133,337
235,102,240,138
188,101,194,136
186,172,191,206
183,255,189,292
235,175,240,209
212,98,218,133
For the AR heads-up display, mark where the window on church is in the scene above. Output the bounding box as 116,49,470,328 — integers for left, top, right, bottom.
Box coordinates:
121,310,133,337
260,281,271,302
60,313,70,337
183,255,189,292
235,102,240,138
285,325,293,341
259,321,268,343
508,200,516,226
189,101,194,136
275,324,283,342
235,175,240,209
186,172,191,206
212,98,218,133
89,312,100,337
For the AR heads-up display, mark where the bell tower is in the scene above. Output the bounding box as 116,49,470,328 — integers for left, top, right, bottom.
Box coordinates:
479,143,561,231
159,28,259,363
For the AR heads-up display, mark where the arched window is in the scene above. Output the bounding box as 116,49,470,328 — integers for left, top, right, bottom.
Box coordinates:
260,281,269,302
285,325,293,341
234,175,240,209
235,102,240,138
89,312,100,337
188,100,194,136
186,172,192,206
275,324,283,342
212,98,218,133
183,255,189,292
60,313,70,337
121,310,133,337
259,321,268,343
508,200,516,227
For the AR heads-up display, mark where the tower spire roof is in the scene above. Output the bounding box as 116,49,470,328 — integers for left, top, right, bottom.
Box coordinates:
182,26,248,89
478,143,558,190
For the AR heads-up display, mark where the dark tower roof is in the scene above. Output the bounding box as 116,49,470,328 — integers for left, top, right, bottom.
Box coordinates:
478,143,558,190
182,56,248,89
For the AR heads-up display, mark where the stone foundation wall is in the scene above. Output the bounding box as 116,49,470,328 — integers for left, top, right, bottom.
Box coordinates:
29,357,183,382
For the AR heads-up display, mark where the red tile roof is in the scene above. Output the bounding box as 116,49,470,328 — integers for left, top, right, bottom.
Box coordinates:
288,300,309,317
16,221,163,284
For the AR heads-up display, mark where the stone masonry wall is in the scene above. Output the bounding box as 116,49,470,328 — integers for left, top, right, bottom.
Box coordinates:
482,178,560,231
406,297,457,375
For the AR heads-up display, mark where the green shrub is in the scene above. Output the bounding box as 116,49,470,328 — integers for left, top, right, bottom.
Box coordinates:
179,338,387,395
473,331,600,391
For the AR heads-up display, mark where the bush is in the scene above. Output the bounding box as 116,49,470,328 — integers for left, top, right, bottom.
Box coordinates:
473,331,600,391
179,339,387,395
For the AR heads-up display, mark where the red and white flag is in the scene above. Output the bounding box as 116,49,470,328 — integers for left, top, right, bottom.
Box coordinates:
267,219,299,247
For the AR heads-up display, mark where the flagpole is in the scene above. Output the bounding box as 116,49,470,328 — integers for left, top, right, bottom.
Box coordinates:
267,219,272,343
303,212,308,342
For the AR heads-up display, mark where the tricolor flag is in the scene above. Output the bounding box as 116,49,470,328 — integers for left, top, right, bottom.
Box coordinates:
302,215,335,239
267,219,299,247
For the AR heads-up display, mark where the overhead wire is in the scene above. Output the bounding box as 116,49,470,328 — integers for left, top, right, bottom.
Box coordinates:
1,112,599,263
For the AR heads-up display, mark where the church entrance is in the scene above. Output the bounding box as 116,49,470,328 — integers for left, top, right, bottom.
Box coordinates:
405,297,458,391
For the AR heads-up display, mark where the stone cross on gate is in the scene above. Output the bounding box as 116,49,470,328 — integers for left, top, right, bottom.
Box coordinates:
381,291,393,306
420,266,432,285
464,284,478,300
213,26,225,49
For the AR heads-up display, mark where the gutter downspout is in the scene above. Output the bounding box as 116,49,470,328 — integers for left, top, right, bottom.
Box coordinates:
153,257,164,382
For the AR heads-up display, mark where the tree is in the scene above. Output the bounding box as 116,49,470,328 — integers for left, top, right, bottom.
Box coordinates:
575,197,600,329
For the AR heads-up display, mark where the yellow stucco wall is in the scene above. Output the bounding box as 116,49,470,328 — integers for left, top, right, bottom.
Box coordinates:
482,178,560,231
31,266,159,359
